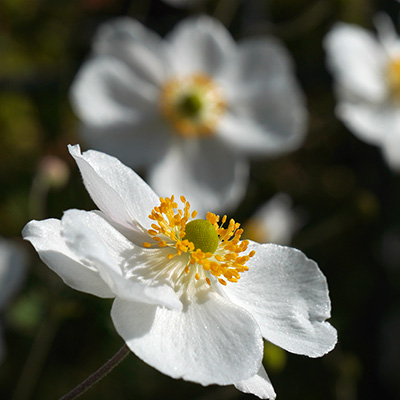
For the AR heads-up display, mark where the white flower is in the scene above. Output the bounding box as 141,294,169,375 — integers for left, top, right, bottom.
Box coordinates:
324,14,400,170
22,145,336,399
244,193,301,245
0,238,26,363
70,16,307,215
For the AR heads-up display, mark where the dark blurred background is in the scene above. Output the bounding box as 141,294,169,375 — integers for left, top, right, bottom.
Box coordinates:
1,0,400,399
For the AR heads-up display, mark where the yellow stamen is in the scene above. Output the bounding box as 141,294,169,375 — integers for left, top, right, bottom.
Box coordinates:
142,196,255,286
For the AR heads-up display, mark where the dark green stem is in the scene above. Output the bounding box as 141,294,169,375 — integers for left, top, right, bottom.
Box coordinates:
59,344,130,400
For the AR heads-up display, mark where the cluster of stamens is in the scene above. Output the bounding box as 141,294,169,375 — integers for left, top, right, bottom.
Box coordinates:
159,73,226,137
143,195,196,253
143,196,254,286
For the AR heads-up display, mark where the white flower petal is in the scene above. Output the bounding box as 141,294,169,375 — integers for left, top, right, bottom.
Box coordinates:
61,209,182,310
22,219,113,298
111,293,264,385
218,109,305,156
79,119,171,169
70,57,158,127
224,243,337,357
93,17,170,86
166,16,236,78
68,144,159,230
0,238,26,311
231,37,296,84
337,101,400,146
246,193,300,245
374,13,400,53
324,23,387,102
218,38,307,155
148,138,249,216
382,132,400,171
235,365,276,400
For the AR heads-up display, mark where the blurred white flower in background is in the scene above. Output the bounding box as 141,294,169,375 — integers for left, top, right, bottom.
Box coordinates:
70,16,307,215
23,145,336,399
244,193,302,245
324,14,400,170
0,238,26,363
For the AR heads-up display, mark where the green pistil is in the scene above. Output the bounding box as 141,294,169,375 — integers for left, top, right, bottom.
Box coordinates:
177,93,203,118
184,219,219,254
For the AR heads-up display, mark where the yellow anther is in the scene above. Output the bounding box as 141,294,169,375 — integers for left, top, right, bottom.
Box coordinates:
143,242,152,248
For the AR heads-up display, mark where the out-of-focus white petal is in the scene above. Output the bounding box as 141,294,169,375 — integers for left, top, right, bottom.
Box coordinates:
148,138,249,216
92,17,170,86
70,57,158,127
224,243,337,357
22,219,114,298
0,239,26,311
218,109,305,156
235,365,276,400
324,23,387,102
111,293,263,385
374,13,400,54
219,38,307,155
79,119,170,169
166,16,236,78
61,209,182,310
337,101,400,146
68,144,159,230
70,18,173,171
245,193,300,245
382,132,400,171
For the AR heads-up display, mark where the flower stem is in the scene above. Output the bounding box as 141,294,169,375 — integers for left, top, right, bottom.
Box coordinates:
59,344,130,400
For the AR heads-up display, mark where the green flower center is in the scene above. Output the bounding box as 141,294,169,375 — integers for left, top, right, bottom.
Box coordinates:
177,93,203,118
184,219,219,254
